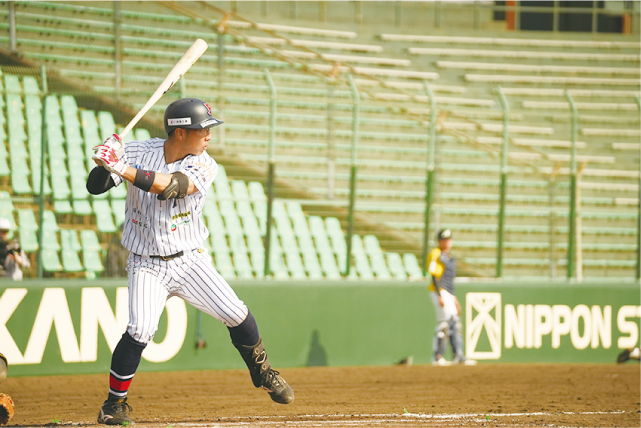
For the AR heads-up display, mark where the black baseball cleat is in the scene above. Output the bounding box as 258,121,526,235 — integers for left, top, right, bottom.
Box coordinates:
261,368,295,404
234,337,295,404
97,397,134,425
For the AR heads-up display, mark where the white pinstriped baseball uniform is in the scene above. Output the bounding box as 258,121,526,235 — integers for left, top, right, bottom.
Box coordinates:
109,137,248,344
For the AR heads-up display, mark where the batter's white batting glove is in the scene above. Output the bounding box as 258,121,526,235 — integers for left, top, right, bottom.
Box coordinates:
93,145,128,176
93,133,124,159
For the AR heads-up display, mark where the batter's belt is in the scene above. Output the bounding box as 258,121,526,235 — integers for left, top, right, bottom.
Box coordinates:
134,248,204,261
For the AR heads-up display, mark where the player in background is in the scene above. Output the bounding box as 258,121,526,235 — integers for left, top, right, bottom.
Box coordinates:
426,229,476,366
617,347,640,363
0,352,15,426
87,98,294,426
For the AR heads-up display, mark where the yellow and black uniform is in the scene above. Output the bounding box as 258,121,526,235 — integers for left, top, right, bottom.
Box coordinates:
426,248,456,295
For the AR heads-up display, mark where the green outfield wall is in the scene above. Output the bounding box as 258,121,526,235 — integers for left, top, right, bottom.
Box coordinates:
1,280,639,377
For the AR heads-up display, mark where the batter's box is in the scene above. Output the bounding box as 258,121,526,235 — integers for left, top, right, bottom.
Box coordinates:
465,292,502,360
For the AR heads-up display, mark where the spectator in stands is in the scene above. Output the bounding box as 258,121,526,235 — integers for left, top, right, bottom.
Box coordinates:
426,229,476,366
0,218,30,281
104,223,128,277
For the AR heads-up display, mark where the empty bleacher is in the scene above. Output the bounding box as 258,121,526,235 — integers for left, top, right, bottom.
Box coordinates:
0,1,638,280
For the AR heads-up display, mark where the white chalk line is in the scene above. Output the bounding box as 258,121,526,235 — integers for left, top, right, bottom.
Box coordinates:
139,410,631,427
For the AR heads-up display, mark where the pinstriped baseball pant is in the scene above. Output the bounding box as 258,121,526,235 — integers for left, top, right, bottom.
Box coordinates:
125,249,248,344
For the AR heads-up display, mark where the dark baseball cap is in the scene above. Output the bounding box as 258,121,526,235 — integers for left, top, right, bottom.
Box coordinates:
437,229,452,240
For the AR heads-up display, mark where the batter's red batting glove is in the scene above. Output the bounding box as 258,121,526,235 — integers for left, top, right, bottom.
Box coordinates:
93,133,124,159
93,145,128,176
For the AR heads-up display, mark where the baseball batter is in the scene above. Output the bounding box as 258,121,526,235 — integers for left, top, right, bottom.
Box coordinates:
426,229,476,366
86,98,294,426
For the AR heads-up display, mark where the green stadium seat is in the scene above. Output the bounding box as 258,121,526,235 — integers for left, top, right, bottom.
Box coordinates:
83,248,105,273
68,157,88,179
204,202,226,233
22,76,40,95
120,128,134,145
109,182,129,200
42,249,62,272
326,217,346,257
386,253,407,279
70,175,89,199
25,94,41,117
4,75,21,94
97,111,116,139
0,157,8,178
229,233,247,255
44,210,59,232
42,230,60,251
0,191,15,218
80,229,102,251
352,235,374,279
301,248,323,279
241,214,261,240
231,181,252,216
62,249,84,272
211,232,230,255
93,200,116,233
61,229,82,251
250,250,265,277
52,178,71,201
50,156,70,177
71,194,92,217
285,249,306,278
11,170,32,196
134,128,151,140
364,235,391,279
17,209,38,231
403,253,423,278
213,249,235,278
233,251,254,279
214,174,232,199
320,251,341,279
111,199,126,227
20,229,38,253
53,200,73,215
44,95,62,125
248,181,267,201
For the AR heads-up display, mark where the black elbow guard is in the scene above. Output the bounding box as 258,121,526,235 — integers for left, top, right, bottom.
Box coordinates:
158,172,189,200
86,166,116,195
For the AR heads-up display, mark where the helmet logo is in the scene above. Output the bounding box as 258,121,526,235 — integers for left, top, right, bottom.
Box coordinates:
203,102,212,116
200,119,219,128
168,117,192,126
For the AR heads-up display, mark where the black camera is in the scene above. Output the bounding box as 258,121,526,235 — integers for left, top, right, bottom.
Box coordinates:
6,241,20,255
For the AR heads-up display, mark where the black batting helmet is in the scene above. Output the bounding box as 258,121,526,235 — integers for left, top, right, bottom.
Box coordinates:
164,98,223,134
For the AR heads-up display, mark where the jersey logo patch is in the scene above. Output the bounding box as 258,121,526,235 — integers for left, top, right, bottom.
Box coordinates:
170,218,191,231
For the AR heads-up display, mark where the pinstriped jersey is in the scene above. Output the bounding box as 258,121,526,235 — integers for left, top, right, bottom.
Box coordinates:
110,138,218,256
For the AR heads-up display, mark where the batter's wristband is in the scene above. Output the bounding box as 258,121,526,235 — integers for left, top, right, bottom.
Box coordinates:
133,169,155,192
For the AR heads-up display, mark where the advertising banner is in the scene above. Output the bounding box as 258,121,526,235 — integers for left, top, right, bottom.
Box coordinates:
1,280,638,376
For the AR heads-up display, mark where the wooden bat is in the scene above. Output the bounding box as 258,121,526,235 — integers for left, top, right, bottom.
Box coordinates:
118,38,208,140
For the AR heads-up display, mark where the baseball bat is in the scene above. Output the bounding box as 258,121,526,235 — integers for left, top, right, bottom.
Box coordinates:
118,38,208,140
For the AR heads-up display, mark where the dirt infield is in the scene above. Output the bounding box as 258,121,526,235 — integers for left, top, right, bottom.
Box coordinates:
1,363,639,427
